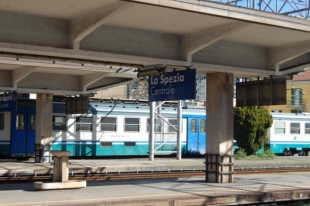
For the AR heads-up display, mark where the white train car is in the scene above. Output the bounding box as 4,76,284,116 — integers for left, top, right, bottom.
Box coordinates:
52,101,206,157
266,112,310,155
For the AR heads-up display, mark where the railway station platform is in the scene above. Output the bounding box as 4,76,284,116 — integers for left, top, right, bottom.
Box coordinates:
1,157,310,205
1,156,310,176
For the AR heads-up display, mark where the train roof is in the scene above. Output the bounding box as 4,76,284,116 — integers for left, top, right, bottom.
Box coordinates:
88,101,205,117
271,112,310,121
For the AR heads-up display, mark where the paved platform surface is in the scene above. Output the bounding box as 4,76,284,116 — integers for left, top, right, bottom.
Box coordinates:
1,156,310,175
1,156,310,206
1,171,310,206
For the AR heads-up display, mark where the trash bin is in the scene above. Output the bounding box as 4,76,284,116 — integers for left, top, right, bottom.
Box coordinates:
35,144,43,163
35,144,51,163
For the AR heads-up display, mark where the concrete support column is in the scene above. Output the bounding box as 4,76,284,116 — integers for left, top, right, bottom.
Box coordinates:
35,93,53,163
206,72,234,183
34,150,86,190
51,151,71,182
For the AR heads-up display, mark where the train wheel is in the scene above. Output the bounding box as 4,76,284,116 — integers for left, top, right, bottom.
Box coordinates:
283,149,292,156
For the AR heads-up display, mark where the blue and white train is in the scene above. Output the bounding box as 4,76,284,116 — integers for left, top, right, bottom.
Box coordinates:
266,112,310,156
0,99,206,158
1,98,310,158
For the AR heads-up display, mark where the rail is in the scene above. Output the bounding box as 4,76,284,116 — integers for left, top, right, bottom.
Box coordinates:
1,167,310,183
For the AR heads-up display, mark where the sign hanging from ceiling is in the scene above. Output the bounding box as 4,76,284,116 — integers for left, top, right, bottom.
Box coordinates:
65,96,89,114
0,92,17,112
148,69,196,102
235,78,286,107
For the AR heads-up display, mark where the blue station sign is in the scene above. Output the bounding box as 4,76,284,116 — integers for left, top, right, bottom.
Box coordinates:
148,69,196,102
0,92,17,112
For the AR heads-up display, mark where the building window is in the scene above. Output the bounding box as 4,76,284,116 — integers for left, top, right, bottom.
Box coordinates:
191,119,196,133
0,113,4,130
274,121,285,134
305,123,310,134
200,119,206,133
53,116,67,131
30,114,36,131
290,122,300,134
16,114,24,130
291,88,303,106
124,142,136,146
124,118,140,132
168,119,177,133
100,142,112,147
147,118,161,133
76,117,92,131
101,117,117,132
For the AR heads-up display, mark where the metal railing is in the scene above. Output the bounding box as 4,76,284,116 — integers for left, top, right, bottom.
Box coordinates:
173,0,310,19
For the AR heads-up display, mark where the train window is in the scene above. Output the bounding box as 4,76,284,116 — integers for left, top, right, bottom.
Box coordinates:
305,123,310,134
100,142,112,147
168,119,177,133
147,118,161,133
76,117,92,131
30,114,35,131
200,119,206,133
274,122,285,134
53,116,67,131
0,113,4,130
290,123,300,134
124,118,140,132
16,114,24,130
124,142,136,146
101,117,117,132
191,119,197,133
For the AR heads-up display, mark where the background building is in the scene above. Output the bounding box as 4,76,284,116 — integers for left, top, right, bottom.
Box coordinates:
267,69,310,113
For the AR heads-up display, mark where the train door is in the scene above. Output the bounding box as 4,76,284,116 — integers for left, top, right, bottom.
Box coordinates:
11,109,36,157
187,117,206,154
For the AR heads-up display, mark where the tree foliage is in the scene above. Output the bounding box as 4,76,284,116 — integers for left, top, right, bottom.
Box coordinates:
234,106,273,155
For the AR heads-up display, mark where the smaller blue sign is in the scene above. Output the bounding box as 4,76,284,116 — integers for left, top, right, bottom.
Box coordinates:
148,69,196,102
0,92,17,112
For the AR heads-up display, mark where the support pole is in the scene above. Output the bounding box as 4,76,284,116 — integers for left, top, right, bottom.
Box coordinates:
149,101,155,161
257,77,260,106
157,101,162,145
177,100,182,160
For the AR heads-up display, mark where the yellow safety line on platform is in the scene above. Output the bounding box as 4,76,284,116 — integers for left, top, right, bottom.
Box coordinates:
0,185,308,206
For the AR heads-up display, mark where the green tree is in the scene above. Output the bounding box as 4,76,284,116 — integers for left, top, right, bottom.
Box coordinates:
234,106,273,155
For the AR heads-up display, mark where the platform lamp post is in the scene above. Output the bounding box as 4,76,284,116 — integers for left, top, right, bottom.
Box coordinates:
177,100,182,160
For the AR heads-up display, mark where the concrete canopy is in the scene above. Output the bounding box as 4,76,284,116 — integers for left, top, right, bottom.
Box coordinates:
0,0,310,95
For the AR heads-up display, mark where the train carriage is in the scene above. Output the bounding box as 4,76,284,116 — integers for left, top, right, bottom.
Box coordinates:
0,99,36,158
0,111,10,157
3,98,310,158
52,101,206,156
0,99,207,158
266,112,310,156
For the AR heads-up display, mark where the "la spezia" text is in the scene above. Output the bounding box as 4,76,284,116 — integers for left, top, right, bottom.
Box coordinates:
149,73,185,96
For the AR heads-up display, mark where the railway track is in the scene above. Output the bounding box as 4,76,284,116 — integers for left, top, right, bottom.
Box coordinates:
1,167,310,183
